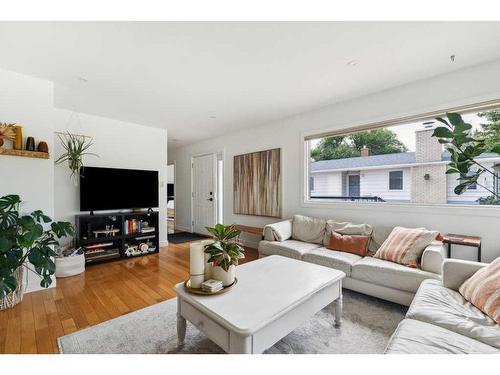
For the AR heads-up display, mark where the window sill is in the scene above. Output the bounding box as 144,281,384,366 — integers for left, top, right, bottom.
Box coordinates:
301,198,500,218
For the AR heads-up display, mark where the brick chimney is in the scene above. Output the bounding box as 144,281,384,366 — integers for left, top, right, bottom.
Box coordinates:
415,126,442,163
360,146,369,157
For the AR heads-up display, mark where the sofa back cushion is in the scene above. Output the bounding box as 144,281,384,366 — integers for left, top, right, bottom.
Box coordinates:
327,231,371,257
459,257,500,324
292,215,326,244
323,221,373,246
374,226,438,267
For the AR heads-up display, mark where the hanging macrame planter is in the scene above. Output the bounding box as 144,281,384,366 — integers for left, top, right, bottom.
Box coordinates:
55,113,98,186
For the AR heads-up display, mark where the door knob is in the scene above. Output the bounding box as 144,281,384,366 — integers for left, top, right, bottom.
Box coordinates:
207,198,213,201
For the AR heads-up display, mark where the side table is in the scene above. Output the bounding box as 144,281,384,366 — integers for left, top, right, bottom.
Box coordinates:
442,233,482,262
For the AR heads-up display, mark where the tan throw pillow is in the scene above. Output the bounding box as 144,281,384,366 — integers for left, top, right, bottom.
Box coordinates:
374,226,438,267
292,215,326,244
327,231,371,257
459,257,500,324
323,221,373,246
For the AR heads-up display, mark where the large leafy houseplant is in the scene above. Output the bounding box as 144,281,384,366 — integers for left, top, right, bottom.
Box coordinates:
204,224,245,272
0,195,74,306
432,112,500,202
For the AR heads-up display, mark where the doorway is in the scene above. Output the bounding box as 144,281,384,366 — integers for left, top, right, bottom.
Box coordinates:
167,162,176,234
191,153,218,235
348,174,360,197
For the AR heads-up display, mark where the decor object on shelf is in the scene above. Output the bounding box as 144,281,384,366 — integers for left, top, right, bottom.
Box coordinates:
37,141,49,153
204,224,245,286
0,123,16,147
25,136,35,151
55,131,98,185
13,125,23,150
432,112,500,202
0,194,74,309
233,148,281,217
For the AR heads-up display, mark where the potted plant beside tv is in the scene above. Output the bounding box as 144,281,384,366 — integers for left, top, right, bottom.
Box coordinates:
204,224,245,286
0,195,74,309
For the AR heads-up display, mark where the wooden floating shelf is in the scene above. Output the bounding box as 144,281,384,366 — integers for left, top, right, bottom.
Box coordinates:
0,147,49,159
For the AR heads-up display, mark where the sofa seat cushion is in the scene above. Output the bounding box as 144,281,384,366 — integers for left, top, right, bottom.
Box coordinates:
258,240,321,260
302,248,362,276
407,279,500,349
385,319,499,354
351,257,440,293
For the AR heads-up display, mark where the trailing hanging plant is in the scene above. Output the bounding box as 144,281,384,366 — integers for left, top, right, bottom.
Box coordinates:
432,112,500,198
204,224,245,272
55,132,98,185
0,194,74,299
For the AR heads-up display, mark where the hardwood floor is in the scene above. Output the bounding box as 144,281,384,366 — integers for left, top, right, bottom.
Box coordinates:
0,243,259,354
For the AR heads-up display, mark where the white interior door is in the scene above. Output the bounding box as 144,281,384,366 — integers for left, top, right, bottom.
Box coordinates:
192,153,217,235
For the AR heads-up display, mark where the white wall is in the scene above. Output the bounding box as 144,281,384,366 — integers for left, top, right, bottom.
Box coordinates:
310,172,343,196
447,161,497,203
170,59,500,262
360,168,411,202
0,68,168,293
0,69,56,293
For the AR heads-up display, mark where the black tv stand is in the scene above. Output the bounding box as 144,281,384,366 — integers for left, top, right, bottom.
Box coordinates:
75,210,160,264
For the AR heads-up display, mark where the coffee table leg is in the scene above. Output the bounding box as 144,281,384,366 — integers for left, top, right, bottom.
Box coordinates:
177,298,186,345
333,295,343,327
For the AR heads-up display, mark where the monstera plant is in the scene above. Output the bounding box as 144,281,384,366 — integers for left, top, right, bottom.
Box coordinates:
0,195,74,309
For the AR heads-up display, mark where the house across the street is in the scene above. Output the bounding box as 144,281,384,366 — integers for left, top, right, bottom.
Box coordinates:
310,126,500,205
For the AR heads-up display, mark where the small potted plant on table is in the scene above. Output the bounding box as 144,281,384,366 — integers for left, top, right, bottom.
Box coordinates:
204,224,245,286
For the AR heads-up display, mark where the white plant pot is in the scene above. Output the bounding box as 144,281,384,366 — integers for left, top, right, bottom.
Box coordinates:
55,254,85,278
211,265,236,286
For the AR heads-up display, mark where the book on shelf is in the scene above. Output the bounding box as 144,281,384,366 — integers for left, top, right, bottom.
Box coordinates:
85,242,114,250
124,219,155,234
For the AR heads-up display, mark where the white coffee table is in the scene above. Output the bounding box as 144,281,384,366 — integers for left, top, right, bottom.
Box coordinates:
174,255,345,354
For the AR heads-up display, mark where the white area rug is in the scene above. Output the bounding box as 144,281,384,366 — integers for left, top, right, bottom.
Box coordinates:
58,289,406,354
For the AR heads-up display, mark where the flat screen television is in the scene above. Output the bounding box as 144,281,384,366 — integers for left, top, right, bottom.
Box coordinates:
80,166,159,212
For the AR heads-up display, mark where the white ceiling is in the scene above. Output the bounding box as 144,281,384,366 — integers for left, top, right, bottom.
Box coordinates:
1,22,500,148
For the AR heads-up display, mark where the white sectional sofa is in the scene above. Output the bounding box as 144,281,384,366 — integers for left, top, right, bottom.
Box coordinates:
259,217,446,306
385,259,500,353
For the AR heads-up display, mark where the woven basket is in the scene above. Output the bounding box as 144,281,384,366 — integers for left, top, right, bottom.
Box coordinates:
0,267,24,310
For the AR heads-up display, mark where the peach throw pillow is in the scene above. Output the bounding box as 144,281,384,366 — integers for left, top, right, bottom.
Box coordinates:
374,226,438,267
459,257,500,324
327,231,370,257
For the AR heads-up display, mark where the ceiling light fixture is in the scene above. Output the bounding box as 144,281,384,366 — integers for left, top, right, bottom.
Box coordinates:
209,116,216,119
346,60,358,67
450,54,456,63
77,76,88,83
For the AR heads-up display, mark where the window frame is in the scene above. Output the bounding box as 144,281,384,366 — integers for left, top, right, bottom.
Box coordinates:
388,170,404,191
301,98,500,215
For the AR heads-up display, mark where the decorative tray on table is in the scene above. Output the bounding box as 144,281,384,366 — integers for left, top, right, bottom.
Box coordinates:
183,278,238,295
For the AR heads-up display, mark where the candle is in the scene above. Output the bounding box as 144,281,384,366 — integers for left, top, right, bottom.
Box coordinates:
190,241,205,288
201,239,214,280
